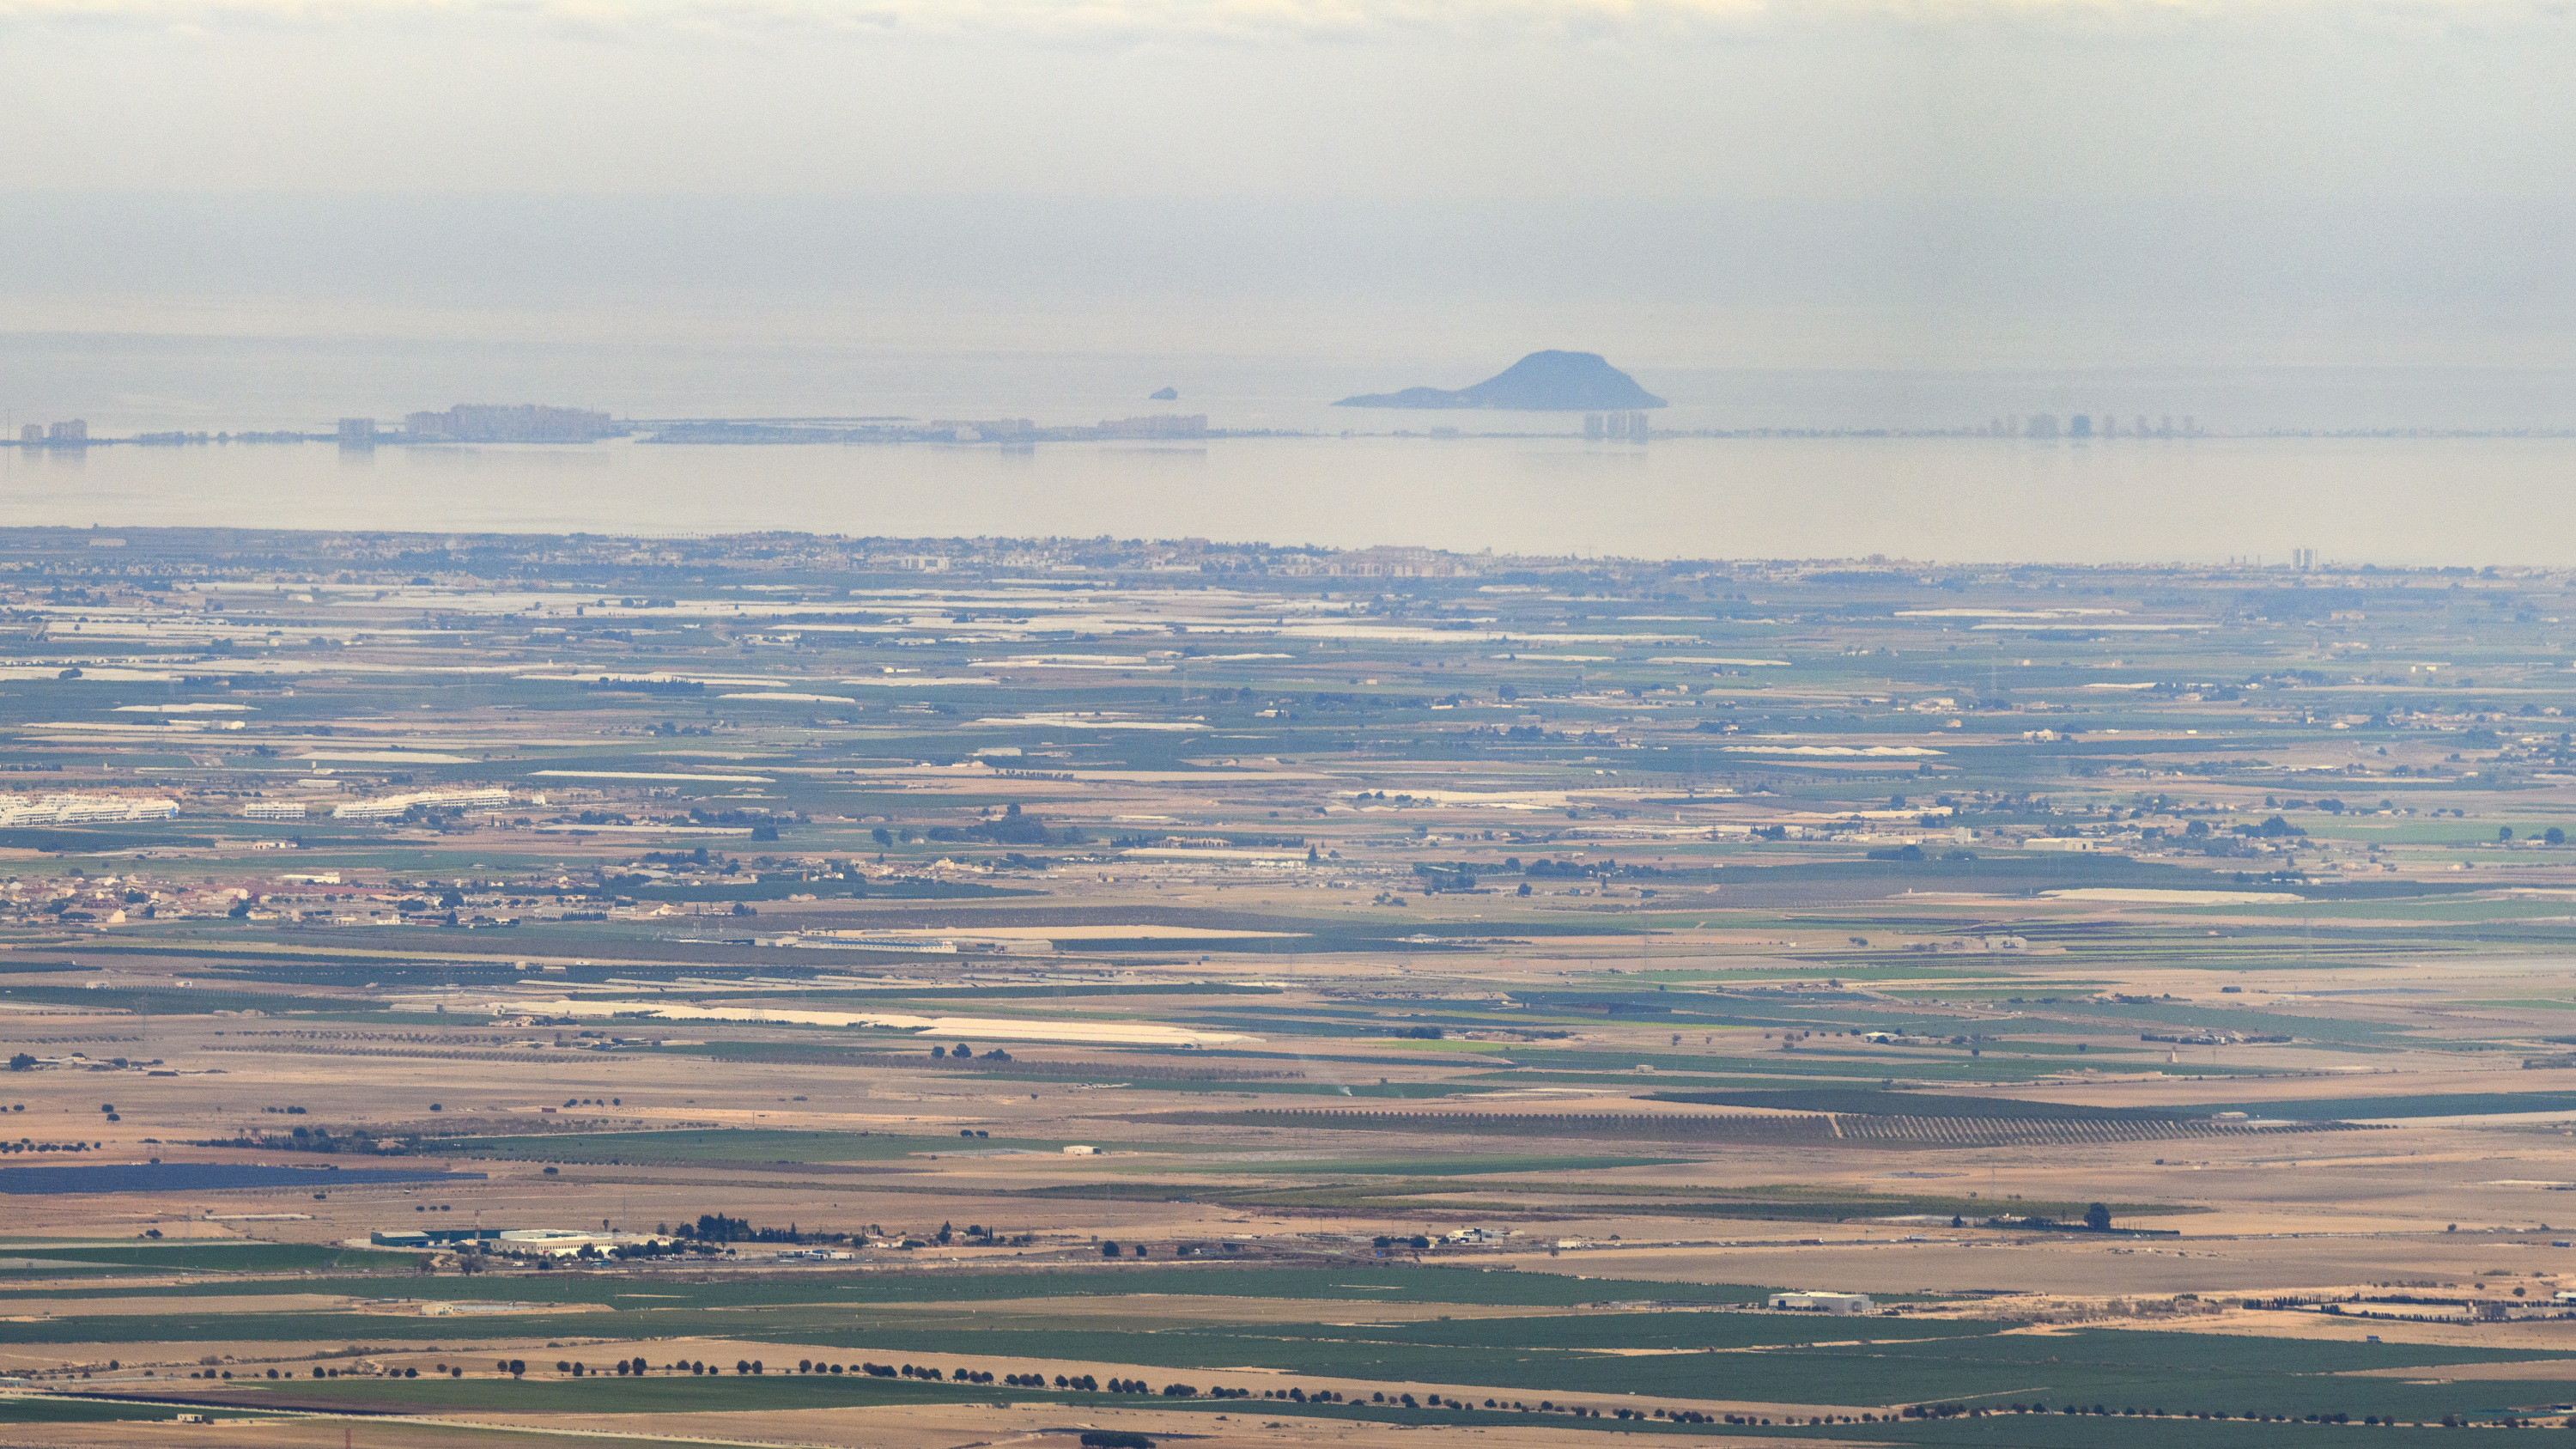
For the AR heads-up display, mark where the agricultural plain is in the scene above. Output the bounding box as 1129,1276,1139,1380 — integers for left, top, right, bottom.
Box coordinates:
1,529,2574,1444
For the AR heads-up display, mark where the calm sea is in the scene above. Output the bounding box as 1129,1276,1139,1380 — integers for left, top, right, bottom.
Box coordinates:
4,335,2573,563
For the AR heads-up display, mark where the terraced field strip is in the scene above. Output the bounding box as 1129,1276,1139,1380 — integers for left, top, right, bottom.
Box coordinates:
1830,1117,2386,1146
1135,1109,2383,1148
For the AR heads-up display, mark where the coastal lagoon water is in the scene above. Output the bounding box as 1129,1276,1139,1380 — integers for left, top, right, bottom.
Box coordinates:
7,336,2576,561
4,432,2574,564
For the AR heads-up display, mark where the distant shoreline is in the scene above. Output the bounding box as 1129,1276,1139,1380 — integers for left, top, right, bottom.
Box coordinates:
16,427,2576,448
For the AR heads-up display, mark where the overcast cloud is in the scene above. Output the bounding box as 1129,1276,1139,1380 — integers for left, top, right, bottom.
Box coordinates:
4,1,2574,371
9,1,2573,198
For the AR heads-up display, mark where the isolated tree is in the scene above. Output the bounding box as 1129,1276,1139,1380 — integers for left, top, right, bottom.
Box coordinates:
2085,1202,2112,1231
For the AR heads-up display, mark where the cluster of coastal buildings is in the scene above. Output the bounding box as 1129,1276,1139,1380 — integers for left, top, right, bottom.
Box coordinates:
11,405,623,448
0,786,516,827
0,793,178,826
1984,413,2202,439
369,1225,649,1256
9,405,1218,448
239,786,517,823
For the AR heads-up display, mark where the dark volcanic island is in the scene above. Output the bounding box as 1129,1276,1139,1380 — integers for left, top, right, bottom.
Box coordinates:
1334,350,1665,411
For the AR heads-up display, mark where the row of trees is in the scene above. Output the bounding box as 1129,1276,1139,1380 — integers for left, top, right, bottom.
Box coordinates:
671,1212,853,1245
931,1044,1010,1061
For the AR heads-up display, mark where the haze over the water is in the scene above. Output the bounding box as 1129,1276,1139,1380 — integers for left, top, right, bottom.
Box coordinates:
6,1,2576,557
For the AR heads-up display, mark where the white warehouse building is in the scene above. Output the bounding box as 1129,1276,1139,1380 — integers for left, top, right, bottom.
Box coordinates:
1769,1291,1874,1314
0,794,179,826
334,788,512,820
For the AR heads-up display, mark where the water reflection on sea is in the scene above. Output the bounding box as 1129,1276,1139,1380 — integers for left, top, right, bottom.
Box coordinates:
2,434,2570,563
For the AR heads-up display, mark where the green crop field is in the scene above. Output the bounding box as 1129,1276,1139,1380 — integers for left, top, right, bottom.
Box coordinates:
2171,1090,2576,1119
0,1242,418,1276
0,1263,1788,1315
1169,1154,1694,1176
0,1397,270,1425
13,1290,2541,1430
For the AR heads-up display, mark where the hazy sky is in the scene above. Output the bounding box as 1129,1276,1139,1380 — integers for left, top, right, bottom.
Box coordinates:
6,1,2576,369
